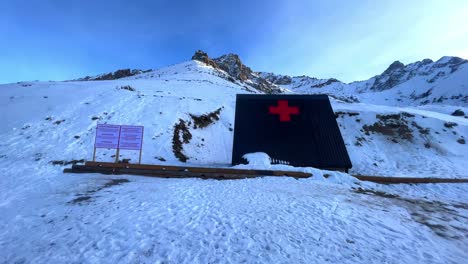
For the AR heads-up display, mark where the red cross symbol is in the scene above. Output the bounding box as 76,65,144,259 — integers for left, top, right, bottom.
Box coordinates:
269,100,300,122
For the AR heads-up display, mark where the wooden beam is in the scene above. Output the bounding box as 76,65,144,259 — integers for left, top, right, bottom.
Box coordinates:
83,161,312,178
65,164,306,180
63,162,468,184
354,175,468,184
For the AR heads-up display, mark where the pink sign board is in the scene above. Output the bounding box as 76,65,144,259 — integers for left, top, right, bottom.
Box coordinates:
94,124,121,149
118,125,144,150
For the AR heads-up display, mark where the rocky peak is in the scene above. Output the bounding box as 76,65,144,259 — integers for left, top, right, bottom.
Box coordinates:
369,56,468,92
191,50,218,68
382,61,405,75
421,58,433,65
433,56,467,73
190,50,281,93
213,53,253,81
370,61,411,91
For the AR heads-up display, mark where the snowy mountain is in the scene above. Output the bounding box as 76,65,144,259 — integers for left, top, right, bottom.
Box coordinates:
3,53,466,176
1,51,467,263
260,56,468,107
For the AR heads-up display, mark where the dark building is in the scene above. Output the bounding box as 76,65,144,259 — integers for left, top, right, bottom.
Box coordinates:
231,94,352,171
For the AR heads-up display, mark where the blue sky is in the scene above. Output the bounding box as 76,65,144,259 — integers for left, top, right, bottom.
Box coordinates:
1,0,467,84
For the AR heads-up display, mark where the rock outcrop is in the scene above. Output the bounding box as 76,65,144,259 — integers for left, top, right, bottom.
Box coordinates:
191,50,282,93
80,69,151,81
191,50,218,69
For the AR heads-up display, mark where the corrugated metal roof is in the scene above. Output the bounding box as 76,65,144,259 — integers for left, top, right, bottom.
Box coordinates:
232,94,352,169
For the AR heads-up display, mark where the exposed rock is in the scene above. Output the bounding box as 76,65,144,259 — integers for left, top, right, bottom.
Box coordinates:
213,54,252,81
335,111,360,118
411,88,433,101
427,72,446,83
155,156,166,162
80,69,151,81
190,107,222,129
371,68,406,91
53,119,65,125
262,74,292,85
327,94,360,103
421,58,434,65
382,61,405,75
191,50,281,93
118,85,136,91
172,119,192,162
311,78,339,88
276,76,292,85
451,109,465,116
50,159,85,166
252,77,281,93
191,50,218,69
444,122,458,128
362,113,413,141
213,54,282,93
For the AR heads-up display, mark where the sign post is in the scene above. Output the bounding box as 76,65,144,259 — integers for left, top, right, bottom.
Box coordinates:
118,125,144,164
92,147,97,161
115,148,120,163
94,124,121,162
93,124,144,164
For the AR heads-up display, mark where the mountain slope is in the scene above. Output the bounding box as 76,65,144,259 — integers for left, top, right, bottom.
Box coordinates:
0,52,467,263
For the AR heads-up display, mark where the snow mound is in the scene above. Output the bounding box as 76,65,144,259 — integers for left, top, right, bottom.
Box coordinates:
242,152,272,168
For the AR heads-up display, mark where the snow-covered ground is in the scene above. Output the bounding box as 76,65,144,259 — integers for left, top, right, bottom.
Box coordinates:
1,170,468,263
1,59,467,263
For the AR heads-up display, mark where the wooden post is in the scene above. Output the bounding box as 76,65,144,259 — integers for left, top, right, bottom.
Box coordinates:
92,147,97,161
115,148,120,163
139,127,144,164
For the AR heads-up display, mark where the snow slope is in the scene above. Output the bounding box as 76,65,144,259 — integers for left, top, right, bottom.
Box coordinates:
1,57,467,263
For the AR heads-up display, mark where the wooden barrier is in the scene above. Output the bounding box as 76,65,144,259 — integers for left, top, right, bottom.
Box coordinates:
63,162,468,184
354,175,468,184
64,162,312,180
82,161,312,178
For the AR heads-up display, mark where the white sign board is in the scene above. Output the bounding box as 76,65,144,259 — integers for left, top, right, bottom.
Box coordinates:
94,124,121,149
118,125,144,150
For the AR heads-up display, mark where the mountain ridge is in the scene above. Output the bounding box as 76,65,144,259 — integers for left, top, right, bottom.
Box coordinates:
259,55,468,106
70,50,467,106
73,52,467,86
